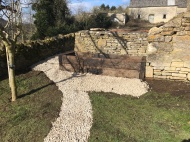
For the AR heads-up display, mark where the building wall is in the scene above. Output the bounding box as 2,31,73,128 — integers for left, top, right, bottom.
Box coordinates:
177,7,187,13
129,7,186,23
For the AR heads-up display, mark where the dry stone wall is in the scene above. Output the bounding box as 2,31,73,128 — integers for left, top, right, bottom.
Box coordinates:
147,12,190,81
0,33,74,77
3,11,188,81
75,29,148,57
75,12,190,82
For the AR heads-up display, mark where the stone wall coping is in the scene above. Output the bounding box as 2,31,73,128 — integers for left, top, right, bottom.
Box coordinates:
76,29,149,35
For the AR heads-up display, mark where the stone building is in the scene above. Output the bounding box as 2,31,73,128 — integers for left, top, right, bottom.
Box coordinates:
108,13,126,25
128,0,187,23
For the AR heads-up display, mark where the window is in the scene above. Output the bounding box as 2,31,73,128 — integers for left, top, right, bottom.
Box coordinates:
137,14,141,19
163,14,166,19
168,0,175,5
148,14,154,23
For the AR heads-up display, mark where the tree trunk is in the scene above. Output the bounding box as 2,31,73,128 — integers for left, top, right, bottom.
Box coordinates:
7,46,17,101
6,47,11,86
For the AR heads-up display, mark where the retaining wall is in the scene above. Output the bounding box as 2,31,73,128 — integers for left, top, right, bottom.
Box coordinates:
75,29,148,56
2,12,190,81
75,11,190,82
146,12,190,81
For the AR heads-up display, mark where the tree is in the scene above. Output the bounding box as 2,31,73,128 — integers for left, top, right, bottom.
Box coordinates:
0,0,35,101
32,0,55,39
53,0,70,27
0,0,22,101
110,6,116,11
105,5,110,11
32,0,71,39
117,6,124,12
100,3,106,11
93,13,112,28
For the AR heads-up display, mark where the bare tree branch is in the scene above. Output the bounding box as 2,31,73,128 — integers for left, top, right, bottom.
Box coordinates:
0,0,17,12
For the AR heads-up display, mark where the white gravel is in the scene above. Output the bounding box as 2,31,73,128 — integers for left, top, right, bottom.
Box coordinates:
32,55,149,142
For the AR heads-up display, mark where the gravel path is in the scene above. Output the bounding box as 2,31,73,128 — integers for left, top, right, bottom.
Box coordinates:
32,55,149,142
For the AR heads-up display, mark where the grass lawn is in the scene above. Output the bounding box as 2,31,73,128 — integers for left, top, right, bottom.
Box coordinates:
89,92,190,142
0,71,62,142
1,71,190,142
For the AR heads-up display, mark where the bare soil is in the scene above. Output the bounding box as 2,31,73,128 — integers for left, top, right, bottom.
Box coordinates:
146,78,190,100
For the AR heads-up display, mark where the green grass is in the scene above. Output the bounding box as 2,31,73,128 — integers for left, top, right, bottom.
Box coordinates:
0,71,62,142
1,71,190,142
89,92,190,142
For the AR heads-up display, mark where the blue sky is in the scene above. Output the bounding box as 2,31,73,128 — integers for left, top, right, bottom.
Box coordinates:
69,0,130,14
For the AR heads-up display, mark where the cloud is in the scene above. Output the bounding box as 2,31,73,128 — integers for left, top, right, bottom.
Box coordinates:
68,0,130,14
68,0,104,14
68,1,94,14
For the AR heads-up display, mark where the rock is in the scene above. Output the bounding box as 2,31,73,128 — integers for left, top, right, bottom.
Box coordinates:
162,72,172,76
180,68,190,72
161,31,175,36
154,75,167,79
183,12,190,18
176,31,188,36
164,17,182,28
172,73,187,77
185,27,190,31
171,61,184,67
184,62,190,68
154,71,162,75
147,43,157,54
146,66,153,78
90,28,105,31
97,38,107,47
153,66,164,70
154,42,173,52
148,35,164,42
170,76,187,80
165,67,176,71
173,35,190,45
148,27,163,35
165,36,172,42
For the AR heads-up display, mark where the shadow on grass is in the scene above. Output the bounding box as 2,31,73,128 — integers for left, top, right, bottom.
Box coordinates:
18,72,87,99
0,68,31,82
18,82,54,99
182,139,190,142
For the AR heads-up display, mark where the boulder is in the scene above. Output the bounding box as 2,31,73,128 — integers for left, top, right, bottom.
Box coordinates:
148,27,163,35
